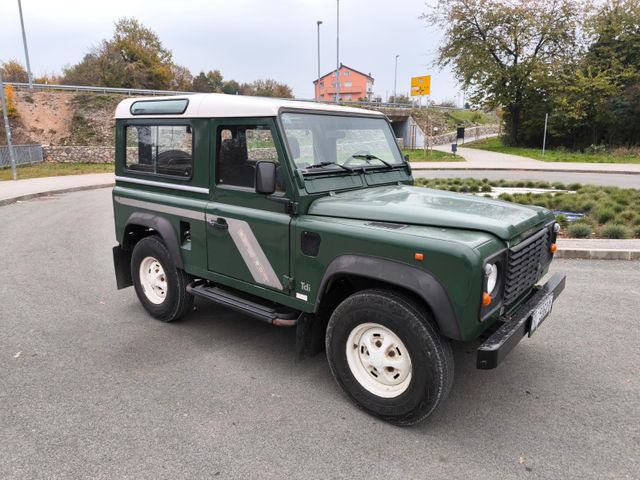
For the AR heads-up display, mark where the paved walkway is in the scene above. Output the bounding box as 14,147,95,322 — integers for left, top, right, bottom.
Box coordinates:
412,145,640,173
0,173,115,206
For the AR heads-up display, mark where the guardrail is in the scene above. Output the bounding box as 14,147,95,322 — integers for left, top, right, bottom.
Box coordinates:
0,144,43,167
7,82,193,96
6,82,470,111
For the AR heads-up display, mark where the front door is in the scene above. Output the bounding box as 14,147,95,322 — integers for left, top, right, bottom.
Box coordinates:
206,118,292,294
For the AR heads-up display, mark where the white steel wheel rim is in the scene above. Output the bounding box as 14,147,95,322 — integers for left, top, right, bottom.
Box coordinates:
139,256,168,305
346,322,413,398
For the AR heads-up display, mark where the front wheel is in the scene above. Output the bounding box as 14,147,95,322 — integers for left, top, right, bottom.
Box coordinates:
326,289,454,426
131,235,193,322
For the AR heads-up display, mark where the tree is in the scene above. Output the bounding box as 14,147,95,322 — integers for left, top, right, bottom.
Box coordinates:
1,60,28,83
171,64,193,91
62,18,174,89
206,70,224,92
192,72,209,92
222,80,240,95
423,0,584,145
251,79,293,98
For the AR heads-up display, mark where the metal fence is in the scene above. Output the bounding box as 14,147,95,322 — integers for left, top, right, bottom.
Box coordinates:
7,82,470,111
0,144,43,167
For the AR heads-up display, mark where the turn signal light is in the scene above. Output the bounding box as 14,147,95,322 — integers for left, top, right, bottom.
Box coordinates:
550,243,558,254
482,292,492,307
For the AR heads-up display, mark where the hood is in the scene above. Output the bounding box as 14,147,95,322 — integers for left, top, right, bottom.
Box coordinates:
307,185,552,240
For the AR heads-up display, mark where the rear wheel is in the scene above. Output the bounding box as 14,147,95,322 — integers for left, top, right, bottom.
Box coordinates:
326,289,454,425
131,236,193,322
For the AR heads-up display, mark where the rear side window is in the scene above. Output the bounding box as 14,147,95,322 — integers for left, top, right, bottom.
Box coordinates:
125,125,193,178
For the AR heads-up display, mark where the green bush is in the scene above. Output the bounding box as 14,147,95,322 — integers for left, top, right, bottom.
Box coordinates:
634,226,640,239
568,183,582,191
552,182,566,190
555,214,568,228
498,193,514,202
593,206,616,223
481,184,492,192
567,223,592,238
601,223,629,239
616,210,638,225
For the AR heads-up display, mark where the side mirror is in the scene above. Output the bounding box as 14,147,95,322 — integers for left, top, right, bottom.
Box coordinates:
255,161,277,194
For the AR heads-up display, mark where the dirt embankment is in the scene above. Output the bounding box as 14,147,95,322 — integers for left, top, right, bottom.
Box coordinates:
5,89,124,146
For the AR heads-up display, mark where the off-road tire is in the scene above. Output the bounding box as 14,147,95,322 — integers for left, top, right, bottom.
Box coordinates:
131,235,193,322
326,289,454,426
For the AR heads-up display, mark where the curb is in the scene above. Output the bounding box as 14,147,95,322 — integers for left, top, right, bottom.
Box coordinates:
556,248,640,261
0,183,114,207
411,166,640,175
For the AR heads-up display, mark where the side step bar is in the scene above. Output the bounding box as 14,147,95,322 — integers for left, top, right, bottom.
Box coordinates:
186,282,300,327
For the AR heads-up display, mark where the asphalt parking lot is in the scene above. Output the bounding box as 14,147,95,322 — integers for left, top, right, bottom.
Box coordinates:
1,188,638,479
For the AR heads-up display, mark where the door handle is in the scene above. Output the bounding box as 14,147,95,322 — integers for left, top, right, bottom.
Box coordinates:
210,217,228,231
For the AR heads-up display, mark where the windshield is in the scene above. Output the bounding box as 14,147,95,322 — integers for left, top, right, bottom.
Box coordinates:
280,112,404,171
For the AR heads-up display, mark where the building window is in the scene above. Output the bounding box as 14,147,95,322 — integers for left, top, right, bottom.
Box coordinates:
319,81,324,87
343,71,350,76
344,81,352,87
125,124,193,178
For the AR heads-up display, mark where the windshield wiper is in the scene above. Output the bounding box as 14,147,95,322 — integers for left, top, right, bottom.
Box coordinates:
350,154,394,168
303,161,354,173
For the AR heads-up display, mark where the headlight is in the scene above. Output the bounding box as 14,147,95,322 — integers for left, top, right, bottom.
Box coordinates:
484,263,498,294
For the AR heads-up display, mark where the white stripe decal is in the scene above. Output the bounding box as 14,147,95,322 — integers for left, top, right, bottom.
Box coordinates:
114,196,205,221
115,176,209,195
224,218,283,290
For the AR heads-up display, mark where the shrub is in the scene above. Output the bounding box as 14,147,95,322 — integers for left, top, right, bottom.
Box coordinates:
593,206,615,224
634,226,640,239
555,214,568,229
567,223,592,238
552,182,566,190
515,181,526,188
481,184,492,192
525,181,535,188
601,223,629,239
498,193,514,202
568,183,582,191
616,210,638,225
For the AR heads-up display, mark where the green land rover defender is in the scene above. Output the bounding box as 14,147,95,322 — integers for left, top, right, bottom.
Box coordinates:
112,94,566,425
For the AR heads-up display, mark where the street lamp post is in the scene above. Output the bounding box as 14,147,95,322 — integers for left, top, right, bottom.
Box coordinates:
17,0,34,88
316,20,322,101
394,54,399,104
335,0,340,103
0,63,18,180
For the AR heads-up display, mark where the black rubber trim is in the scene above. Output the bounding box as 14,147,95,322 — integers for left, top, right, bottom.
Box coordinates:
112,245,133,289
316,255,461,340
124,212,184,269
477,272,566,369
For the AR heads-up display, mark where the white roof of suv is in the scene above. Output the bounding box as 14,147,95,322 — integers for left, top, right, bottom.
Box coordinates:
114,93,384,119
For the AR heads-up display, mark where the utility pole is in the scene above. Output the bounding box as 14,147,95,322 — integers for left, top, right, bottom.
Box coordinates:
542,113,549,156
393,54,399,103
0,65,18,180
17,0,34,88
316,20,323,101
335,0,340,103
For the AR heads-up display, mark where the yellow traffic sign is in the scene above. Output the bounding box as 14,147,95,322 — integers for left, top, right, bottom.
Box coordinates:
411,75,431,96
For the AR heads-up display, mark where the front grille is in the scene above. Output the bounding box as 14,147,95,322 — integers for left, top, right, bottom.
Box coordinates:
504,228,550,305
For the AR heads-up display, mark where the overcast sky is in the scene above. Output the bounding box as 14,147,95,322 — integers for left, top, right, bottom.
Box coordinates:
1,0,462,102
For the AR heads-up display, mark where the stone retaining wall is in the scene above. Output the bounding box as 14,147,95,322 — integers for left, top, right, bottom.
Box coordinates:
43,146,115,163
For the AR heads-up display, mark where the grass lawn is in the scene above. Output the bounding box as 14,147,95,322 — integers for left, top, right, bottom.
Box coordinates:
414,177,640,239
401,148,464,162
466,137,640,164
0,163,113,181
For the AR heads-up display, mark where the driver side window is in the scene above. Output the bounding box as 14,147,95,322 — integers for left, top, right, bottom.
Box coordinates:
216,125,284,192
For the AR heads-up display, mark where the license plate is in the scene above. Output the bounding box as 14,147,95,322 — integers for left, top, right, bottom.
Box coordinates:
529,293,554,337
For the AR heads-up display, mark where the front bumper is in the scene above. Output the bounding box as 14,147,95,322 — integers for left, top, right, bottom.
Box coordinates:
477,272,566,369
